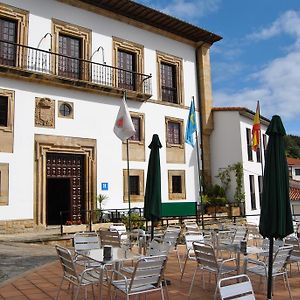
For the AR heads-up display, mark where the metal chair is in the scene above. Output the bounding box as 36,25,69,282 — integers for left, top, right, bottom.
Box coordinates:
55,245,108,300
285,236,300,274
245,245,293,299
110,255,168,300
188,241,238,299
109,223,128,240
159,225,182,272
98,229,121,247
218,274,255,300
73,231,101,267
180,231,204,279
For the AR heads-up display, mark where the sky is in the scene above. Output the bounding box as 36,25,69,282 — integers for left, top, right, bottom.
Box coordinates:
135,0,300,136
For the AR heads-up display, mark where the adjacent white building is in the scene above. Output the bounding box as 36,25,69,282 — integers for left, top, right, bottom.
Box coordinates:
0,0,221,232
210,107,269,224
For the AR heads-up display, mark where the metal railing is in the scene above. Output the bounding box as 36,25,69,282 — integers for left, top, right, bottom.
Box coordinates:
0,40,152,95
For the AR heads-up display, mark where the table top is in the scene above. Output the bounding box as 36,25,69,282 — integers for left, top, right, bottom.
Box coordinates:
76,247,141,264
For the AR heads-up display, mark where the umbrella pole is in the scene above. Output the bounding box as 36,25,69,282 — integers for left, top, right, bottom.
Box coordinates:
151,217,154,240
267,238,274,299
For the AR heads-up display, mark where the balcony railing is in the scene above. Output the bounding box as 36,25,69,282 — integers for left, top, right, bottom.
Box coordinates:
0,40,152,96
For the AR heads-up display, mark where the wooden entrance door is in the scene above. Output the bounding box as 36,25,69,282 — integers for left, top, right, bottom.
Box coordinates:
46,153,85,225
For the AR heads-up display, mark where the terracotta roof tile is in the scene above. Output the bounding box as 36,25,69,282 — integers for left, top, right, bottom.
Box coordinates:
287,157,300,165
290,186,300,201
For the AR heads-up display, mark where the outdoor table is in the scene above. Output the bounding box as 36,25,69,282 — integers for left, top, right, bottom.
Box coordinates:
76,247,142,299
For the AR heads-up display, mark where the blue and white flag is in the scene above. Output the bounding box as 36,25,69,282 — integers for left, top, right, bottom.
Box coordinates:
185,99,197,146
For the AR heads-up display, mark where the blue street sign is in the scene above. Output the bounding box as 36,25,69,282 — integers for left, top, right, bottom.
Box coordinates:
101,182,108,191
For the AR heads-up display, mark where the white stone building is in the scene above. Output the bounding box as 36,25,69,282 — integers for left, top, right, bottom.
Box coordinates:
210,107,269,224
0,0,221,231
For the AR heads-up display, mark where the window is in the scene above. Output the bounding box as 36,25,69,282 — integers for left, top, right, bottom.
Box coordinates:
0,95,8,126
258,175,263,206
295,169,300,176
118,50,136,90
0,89,14,153
168,170,186,200
129,175,139,195
161,62,177,103
122,112,145,161
289,167,293,179
263,134,267,158
157,51,183,105
249,175,256,210
165,117,185,163
52,19,91,80
58,34,81,79
123,169,144,202
0,3,28,68
0,163,9,205
130,116,141,142
256,147,261,163
246,128,253,161
0,18,17,66
168,121,181,145
113,37,143,92
58,101,73,119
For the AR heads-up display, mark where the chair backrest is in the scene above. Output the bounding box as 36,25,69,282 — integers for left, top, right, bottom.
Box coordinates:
185,221,201,233
232,227,248,244
272,245,293,274
218,274,255,300
99,229,121,247
73,231,100,251
128,255,168,293
147,238,171,256
163,226,181,247
285,236,300,258
56,245,79,284
193,241,218,271
109,223,128,240
184,232,204,252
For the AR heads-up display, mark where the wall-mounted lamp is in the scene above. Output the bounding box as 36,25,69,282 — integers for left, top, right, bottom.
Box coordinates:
37,33,53,51
90,46,106,64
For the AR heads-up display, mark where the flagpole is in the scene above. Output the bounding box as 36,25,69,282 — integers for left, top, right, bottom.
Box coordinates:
192,96,204,230
126,138,132,231
258,102,264,207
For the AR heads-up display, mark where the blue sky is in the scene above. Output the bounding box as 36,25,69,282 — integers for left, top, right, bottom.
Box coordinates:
135,0,300,136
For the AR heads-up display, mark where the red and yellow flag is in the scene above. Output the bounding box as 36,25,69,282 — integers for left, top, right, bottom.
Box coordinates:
252,101,261,151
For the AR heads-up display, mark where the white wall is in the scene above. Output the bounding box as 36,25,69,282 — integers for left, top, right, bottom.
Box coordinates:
210,110,268,225
0,0,201,220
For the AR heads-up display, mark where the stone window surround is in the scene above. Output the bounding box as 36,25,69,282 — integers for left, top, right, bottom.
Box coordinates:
0,89,14,133
127,112,145,145
168,169,186,200
0,163,9,205
58,100,74,119
123,169,144,203
51,18,92,76
156,51,184,105
165,116,184,149
0,3,28,67
112,37,144,90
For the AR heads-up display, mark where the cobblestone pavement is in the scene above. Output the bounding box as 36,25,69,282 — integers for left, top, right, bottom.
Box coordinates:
0,241,57,283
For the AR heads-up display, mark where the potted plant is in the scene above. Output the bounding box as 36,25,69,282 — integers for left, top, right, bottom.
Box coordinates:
204,184,227,216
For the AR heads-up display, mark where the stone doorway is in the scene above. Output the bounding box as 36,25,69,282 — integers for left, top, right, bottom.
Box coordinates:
35,134,96,226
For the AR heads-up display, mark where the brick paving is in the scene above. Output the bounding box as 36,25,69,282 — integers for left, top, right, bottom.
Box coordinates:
0,245,300,299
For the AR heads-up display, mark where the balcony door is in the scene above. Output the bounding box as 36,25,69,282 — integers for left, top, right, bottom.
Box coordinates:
0,18,17,67
58,34,81,79
118,49,136,90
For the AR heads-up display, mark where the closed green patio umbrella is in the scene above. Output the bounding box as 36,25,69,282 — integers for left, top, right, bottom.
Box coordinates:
144,134,162,240
259,115,293,299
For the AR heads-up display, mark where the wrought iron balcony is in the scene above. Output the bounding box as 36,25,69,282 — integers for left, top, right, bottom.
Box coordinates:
0,40,152,97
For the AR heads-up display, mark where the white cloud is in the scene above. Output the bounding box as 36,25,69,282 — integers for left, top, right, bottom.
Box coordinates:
247,10,300,45
135,0,221,20
162,0,221,20
214,10,300,124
